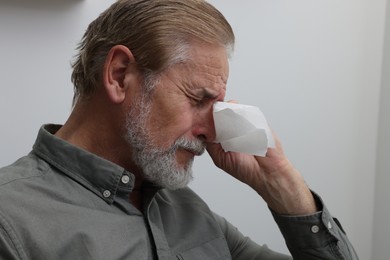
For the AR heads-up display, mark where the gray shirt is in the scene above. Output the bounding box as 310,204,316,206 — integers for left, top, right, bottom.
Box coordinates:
0,125,358,259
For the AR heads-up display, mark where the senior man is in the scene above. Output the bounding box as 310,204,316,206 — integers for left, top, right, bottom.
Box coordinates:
0,0,358,259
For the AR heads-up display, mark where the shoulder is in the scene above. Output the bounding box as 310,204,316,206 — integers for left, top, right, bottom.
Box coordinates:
0,153,48,187
0,154,47,260
0,153,50,213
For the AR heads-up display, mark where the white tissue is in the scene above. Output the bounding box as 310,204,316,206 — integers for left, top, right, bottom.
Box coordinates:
213,102,275,156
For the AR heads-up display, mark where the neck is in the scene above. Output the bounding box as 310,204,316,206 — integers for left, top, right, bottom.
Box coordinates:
55,97,146,206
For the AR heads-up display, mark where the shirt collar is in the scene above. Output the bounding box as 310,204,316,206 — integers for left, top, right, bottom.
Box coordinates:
32,124,135,204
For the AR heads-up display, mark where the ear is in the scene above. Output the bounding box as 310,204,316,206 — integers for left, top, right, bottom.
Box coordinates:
103,45,136,104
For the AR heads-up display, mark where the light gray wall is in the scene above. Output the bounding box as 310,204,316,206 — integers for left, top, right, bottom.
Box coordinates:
372,0,390,259
0,0,387,258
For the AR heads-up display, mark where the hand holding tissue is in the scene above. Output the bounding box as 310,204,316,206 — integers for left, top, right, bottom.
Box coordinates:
213,102,275,157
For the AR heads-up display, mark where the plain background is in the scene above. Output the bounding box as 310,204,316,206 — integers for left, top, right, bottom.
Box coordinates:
0,0,389,259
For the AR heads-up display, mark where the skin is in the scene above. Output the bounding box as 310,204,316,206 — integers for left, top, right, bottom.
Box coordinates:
56,43,316,215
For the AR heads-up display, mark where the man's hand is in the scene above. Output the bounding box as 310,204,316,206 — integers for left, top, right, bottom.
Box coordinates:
207,133,317,215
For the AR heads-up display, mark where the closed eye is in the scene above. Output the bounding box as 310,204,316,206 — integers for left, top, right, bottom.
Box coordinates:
189,87,221,108
194,96,217,108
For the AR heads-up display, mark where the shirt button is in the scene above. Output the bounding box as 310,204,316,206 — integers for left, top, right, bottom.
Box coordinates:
311,225,320,233
121,175,130,184
103,190,111,198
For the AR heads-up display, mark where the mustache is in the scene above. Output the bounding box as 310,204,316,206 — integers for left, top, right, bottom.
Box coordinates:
172,136,206,156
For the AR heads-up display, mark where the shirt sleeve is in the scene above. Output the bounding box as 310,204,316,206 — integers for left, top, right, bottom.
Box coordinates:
271,192,359,259
213,213,292,260
214,192,358,260
0,214,26,260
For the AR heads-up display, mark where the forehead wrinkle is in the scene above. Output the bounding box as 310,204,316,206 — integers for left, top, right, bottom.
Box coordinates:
177,64,226,94
169,45,229,96
187,50,227,71
194,59,228,87
199,57,227,73
197,69,227,96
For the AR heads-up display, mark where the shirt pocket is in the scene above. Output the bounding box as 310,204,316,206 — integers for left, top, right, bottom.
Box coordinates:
176,237,231,260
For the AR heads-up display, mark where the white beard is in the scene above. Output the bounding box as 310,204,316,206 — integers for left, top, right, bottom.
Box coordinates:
124,94,205,190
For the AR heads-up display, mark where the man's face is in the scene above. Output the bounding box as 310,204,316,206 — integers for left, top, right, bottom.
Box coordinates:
125,44,229,189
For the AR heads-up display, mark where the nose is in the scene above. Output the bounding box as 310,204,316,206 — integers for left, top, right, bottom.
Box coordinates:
192,106,216,143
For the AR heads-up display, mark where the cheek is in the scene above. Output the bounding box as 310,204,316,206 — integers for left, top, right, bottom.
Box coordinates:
149,106,194,142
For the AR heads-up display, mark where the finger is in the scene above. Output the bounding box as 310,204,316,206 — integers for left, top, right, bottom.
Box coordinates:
226,99,238,104
206,142,224,160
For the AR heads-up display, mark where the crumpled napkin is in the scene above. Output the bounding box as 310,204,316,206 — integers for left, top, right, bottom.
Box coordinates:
213,102,275,156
